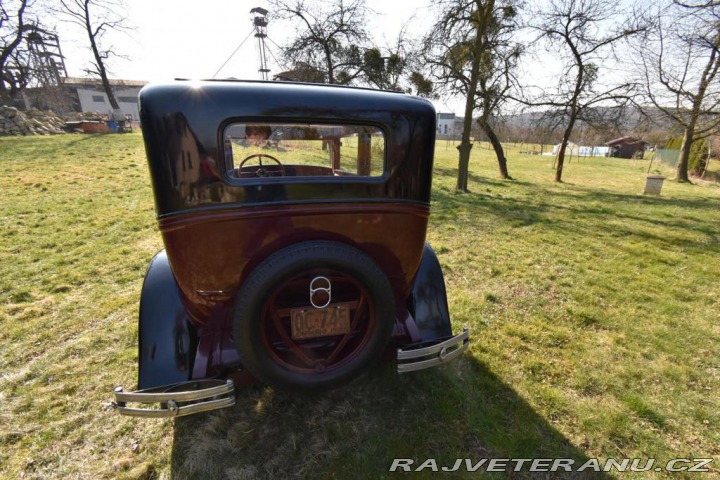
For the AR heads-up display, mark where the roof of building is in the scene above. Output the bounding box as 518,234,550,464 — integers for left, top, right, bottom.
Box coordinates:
63,77,149,88
607,135,647,146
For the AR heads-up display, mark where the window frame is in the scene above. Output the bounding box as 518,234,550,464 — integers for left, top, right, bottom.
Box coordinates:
220,119,389,185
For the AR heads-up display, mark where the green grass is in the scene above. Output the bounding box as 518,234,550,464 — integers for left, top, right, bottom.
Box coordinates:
1,134,719,479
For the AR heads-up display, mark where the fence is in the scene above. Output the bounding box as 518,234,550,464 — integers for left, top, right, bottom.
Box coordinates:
655,149,680,167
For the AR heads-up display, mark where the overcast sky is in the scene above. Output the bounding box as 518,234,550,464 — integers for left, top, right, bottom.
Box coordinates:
53,0,480,113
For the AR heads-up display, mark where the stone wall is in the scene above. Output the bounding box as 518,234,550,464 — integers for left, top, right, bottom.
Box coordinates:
0,106,66,136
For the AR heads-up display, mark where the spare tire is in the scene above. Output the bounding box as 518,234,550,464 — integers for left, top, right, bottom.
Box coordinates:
232,241,395,391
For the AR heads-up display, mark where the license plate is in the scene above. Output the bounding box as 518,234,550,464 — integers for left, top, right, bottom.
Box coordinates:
290,304,351,340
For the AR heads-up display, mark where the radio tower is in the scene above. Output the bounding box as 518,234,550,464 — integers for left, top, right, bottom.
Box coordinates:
250,7,271,80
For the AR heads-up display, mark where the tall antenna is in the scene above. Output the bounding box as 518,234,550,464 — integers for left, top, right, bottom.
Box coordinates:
250,7,271,81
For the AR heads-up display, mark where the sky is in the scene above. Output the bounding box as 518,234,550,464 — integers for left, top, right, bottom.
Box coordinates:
52,0,472,113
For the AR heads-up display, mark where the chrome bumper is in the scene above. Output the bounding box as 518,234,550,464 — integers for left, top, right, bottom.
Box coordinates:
397,328,469,373
112,379,235,418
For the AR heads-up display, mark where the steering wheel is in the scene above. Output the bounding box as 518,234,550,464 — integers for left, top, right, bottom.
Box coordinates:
237,154,285,178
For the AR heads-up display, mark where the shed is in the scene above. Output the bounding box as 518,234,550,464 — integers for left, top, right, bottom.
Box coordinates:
607,136,647,159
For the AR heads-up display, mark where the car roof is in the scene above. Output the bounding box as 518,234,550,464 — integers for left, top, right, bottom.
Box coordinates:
139,80,437,216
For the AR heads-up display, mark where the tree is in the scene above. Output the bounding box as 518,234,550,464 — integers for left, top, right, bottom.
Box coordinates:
422,0,522,190
56,0,128,112
527,0,643,182
363,48,406,91
0,0,32,103
362,26,411,92
636,1,720,181
273,1,433,95
271,0,369,85
362,26,434,96
532,109,565,154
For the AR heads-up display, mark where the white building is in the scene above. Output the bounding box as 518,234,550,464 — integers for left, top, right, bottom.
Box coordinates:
64,77,148,120
436,112,459,138
551,142,610,157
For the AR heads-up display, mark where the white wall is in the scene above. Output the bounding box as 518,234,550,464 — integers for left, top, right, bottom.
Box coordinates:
75,86,141,120
437,113,458,137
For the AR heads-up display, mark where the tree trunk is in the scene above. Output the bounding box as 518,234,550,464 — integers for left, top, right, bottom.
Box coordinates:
480,120,510,179
455,36,482,192
97,61,120,111
456,141,472,191
84,0,120,111
555,117,576,182
456,98,476,191
325,47,335,84
455,90,477,192
676,126,694,182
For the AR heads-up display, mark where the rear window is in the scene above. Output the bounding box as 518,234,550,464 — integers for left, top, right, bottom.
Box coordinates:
223,123,385,179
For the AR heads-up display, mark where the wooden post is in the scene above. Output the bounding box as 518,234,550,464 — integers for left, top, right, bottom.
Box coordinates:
329,138,341,170
357,132,371,176
647,144,656,174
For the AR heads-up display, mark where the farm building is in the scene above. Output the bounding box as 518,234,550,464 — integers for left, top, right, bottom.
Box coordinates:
436,112,460,138
21,77,147,120
607,136,647,159
63,77,147,121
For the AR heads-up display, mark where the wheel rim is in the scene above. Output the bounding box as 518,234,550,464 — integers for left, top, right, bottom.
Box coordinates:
259,269,377,374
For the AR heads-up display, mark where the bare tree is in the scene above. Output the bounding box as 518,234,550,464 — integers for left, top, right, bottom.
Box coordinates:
676,0,719,6
56,0,128,112
422,0,522,190
636,1,720,181
271,0,369,85
532,109,565,154
527,0,643,182
273,2,433,95
0,0,32,103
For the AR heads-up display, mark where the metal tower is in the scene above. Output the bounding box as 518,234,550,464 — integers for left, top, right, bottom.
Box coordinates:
25,26,68,88
250,7,271,80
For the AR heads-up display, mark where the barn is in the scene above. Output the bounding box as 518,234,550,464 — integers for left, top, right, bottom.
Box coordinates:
607,136,647,159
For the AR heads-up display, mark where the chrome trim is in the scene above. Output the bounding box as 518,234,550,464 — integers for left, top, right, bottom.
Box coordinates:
112,379,235,418
196,289,233,300
397,328,469,373
309,276,332,308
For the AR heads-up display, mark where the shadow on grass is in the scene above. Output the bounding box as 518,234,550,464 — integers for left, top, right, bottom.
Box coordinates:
66,133,109,145
431,181,720,253
433,167,535,189
171,357,610,479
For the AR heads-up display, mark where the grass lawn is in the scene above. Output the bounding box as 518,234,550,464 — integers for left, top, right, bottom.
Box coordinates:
1,133,719,479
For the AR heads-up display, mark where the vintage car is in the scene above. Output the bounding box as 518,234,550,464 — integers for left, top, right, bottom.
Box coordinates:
113,80,469,417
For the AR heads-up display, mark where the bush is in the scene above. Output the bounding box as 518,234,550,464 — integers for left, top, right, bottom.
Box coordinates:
665,136,709,175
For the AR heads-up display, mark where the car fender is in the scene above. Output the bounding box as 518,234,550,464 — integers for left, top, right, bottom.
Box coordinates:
138,250,193,389
408,244,453,341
